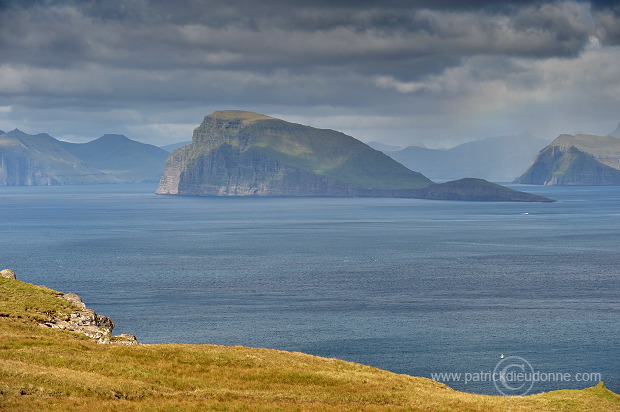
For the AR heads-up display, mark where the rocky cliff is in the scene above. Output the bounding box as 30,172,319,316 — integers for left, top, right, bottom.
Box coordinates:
157,111,552,201
43,291,139,345
0,269,138,345
515,134,620,185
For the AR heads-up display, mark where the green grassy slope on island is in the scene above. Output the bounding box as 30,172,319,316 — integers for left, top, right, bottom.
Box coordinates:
159,110,433,196
1,277,618,411
247,119,433,190
549,134,620,170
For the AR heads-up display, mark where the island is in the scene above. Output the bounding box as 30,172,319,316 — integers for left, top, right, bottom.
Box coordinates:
515,133,620,185
157,111,552,202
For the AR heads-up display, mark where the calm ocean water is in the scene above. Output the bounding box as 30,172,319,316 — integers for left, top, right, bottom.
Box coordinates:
1,183,618,395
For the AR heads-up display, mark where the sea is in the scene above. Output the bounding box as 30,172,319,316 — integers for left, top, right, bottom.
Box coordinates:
0,183,618,396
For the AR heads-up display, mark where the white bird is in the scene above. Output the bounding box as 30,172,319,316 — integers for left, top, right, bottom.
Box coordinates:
500,354,505,359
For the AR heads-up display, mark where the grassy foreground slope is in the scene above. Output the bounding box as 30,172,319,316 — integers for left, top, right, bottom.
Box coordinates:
1,278,618,411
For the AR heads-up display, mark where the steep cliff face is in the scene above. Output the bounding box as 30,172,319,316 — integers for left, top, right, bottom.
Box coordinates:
157,110,433,196
175,145,363,196
515,134,620,185
156,145,192,194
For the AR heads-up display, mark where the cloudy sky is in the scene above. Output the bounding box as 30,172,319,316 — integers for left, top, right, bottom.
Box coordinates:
0,0,619,148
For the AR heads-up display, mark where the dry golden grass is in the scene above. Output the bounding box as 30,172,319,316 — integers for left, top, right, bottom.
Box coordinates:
0,278,77,323
1,278,618,411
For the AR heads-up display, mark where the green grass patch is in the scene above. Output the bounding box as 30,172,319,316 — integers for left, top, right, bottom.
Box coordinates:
0,278,79,323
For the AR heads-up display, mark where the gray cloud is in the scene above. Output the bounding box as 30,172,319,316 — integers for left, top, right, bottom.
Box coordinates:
0,0,619,147
2,0,612,71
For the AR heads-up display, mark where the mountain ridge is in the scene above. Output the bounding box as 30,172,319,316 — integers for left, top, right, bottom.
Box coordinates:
366,140,402,152
382,133,548,182
59,133,169,183
0,130,168,185
0,129,119,185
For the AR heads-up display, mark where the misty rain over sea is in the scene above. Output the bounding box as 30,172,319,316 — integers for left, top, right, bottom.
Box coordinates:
0,184,618,395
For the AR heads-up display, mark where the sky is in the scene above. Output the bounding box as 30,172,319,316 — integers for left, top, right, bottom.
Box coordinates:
0,0,619,148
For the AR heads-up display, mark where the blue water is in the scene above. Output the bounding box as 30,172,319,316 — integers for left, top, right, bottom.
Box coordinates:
0,184,618,395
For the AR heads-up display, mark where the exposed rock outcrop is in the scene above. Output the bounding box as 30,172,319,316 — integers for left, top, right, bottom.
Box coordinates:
0,269,138,345
0,269,16,279
42,292,139,345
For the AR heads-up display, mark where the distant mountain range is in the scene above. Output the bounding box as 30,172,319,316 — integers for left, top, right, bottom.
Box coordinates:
0,129,168,185
378,134,549,182
515,133,620,185
4,119,619,190
156,111,551,202
59,134,169,182
366,141,402,152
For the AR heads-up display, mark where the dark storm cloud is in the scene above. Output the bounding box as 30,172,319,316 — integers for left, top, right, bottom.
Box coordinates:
1,0,614,72
0,0,619,146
